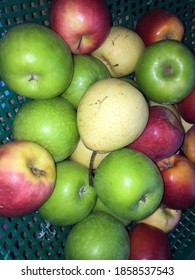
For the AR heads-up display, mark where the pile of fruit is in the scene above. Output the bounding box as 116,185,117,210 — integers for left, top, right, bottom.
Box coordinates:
0,0,195,260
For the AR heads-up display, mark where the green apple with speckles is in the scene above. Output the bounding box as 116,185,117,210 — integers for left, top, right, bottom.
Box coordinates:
38,160,97,226
0,23,73,99
93,148,164,221
65,211,130,260
12,97,79,162
62,54,111,108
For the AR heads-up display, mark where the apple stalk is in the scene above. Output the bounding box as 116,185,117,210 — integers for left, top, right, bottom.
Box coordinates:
88,150,97,186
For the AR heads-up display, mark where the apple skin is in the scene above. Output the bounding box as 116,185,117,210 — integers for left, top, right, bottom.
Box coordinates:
128,106,185,161
93,197,131,226
0,23,73,99
182,124,195,164
64,211,130,260
62,54,110,108
156,154,195,209
49,0,111,54
135,40,195,104
0,140,56,218
93,148,164,222
136,8,184,46
137,204,182,233
128,223,171,260
38,160,96,226
12,97,79,162
177,87,195,124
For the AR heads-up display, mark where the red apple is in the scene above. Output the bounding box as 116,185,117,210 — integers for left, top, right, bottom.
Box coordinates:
128,223,171,260
137,204,182,233
156,154,195,209
49,0,111,54
136,8,184,46
182,124,195,164
128,106,184,161
177,87,195,124
0,140,56,217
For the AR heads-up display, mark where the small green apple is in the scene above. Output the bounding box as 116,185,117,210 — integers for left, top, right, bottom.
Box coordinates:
0,23,73,99
12,97,79,162
38,160,96,226
135,40,195,104
61,54,111,108
64,211,130,260
93,148,164,221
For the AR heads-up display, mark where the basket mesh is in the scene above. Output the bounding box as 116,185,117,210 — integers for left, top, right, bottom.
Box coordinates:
0,0,195,260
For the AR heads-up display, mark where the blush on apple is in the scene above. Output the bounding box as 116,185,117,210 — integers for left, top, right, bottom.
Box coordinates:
0,140,56,218
182,124,195,164
49,0,111,54
128,106,185,161
156,154,195,210
137,204,182,233
128,223,171,260
177,87,195,124
136,8,184,46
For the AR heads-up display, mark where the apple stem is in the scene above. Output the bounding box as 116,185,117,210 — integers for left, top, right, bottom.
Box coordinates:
88,150,97,187
77,37,82,53
29,164,46,177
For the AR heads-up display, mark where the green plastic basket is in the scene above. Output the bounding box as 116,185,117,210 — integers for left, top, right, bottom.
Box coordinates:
0,0,194,260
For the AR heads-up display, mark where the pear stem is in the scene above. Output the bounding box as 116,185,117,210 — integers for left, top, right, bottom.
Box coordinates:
88,150,97,187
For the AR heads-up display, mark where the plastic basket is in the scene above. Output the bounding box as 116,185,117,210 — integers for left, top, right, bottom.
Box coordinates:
0,0,194,260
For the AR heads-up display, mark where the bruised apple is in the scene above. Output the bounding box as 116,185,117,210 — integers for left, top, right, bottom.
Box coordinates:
0,140,56,217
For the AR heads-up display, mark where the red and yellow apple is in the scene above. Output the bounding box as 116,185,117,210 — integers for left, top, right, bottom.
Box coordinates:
49,0,111,54
156,154,195,209
0,140,56,217
137,204,182,233
128,106,184,161
182,124,195,164
136,8,184,46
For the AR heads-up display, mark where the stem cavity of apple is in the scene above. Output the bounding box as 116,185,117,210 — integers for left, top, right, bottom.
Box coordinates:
164,64,173,76
29,164,46,177
79,186,85,197
28,74,37,82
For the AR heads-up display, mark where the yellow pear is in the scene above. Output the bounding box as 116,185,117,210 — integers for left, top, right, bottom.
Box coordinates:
77,78,149,153
92,26,145,77
70,138,109,169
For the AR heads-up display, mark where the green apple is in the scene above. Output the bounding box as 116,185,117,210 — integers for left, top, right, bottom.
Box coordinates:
12,97,79,162
62,54,111,108
135,40,195,104
93,148,164,221
0,23,73,99
64,211,130,260
38,160,96,226
93,197,131,226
